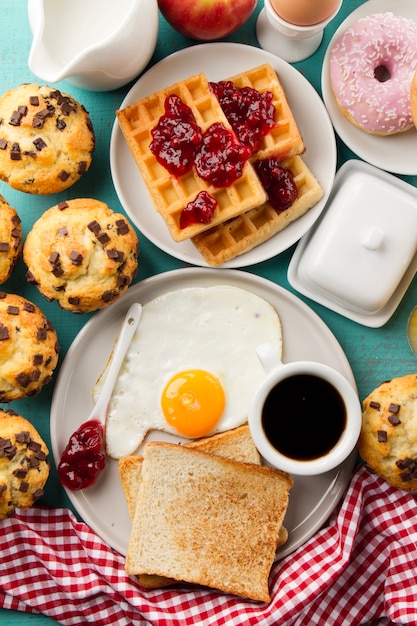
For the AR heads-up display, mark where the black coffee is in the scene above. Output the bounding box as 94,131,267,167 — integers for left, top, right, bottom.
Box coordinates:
261,373,346,461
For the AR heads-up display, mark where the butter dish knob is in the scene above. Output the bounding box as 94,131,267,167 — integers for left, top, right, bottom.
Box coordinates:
362,227,384,251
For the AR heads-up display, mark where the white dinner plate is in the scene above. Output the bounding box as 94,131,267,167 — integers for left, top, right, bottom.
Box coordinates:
321,0,417,176
51,268,357,560
110,42,336,268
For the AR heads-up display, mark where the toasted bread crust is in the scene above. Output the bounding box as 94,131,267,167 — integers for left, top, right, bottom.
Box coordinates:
126,442,292,602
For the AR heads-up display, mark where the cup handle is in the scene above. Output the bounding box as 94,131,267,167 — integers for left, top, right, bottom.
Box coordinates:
256,342,284,374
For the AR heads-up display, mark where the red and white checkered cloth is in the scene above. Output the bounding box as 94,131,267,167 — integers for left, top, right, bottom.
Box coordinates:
1,464,416,626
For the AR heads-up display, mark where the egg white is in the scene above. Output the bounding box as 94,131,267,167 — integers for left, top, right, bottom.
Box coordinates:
96,285,282,459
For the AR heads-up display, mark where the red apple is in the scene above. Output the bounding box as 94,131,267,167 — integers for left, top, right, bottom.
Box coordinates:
158,0,257,41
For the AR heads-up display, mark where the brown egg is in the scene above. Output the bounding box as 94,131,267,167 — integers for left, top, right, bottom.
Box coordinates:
270,0,340,26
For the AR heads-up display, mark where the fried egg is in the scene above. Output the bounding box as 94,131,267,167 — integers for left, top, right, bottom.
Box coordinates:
97,285,282,459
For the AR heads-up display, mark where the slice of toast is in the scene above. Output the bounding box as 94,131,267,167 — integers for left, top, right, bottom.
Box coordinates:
119,425,287,590
125,441,293,602
118,425,261,519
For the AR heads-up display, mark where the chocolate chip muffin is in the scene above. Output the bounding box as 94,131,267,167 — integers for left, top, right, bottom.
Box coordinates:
0,293,60,402
359,374,417,491
0,194,22,283
0,408,49,519
0,84,95,194
24,198,139,313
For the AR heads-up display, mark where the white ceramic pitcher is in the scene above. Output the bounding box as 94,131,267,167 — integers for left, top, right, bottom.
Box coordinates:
27,0,159,91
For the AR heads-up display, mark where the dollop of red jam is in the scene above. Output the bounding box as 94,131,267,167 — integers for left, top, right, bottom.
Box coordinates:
209,80,276,156
195,123,252,188
180,191,218,229
255,158,298,212
150,94,203,177
57,419,106,491
149,89,280,229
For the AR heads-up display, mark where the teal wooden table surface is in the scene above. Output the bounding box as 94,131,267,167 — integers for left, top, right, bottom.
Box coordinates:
1,0,417,624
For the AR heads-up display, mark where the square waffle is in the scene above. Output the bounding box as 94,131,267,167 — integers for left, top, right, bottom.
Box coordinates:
116,73,267,242
223,64,305,162
192,155,323,267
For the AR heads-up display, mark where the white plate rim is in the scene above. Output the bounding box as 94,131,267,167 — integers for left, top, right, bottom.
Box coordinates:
50,267,356,561
321,0,417,176
110,42,336,268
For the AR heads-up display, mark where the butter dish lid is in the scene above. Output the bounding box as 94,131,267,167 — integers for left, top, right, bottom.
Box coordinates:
288,160,417,327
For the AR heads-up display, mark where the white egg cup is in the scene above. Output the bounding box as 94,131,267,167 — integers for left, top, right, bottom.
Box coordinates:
256,0,343,63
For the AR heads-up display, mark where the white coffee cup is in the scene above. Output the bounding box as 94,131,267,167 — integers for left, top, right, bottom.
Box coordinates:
248,343,361,476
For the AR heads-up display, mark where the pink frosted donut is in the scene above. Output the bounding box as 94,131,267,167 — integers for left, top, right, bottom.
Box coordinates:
330,12,417,135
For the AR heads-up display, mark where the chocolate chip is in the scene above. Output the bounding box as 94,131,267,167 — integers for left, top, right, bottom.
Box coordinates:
33,137,47,151
78,161,87,174
68,296,80,305
107,249,124,262
37,328,47,340
60,99,75,116
28,456,40,468
15,431,31,444
33,354,43,366
49,251,60,265
388,403,400,414
23,302,36,313
32,108,52,128
0,242,9,252
7,305,19,315
29,96,39,106
58,170,70,181
15,373,31,388
118,274,130,288
33,488,44,500
0,436,15,458
0,138,7,150
19,481,29,493
10,143,21,160
388,414,401,426
69,251,83,265
52,266,64,277
13,469,28,479
12,215,21,226
28,441,42,453
31,369,41,382
97,232,110,245
377,430,387,442
116,219,129,235
9,106,27,126
26,270,38,285
58,201,68,211
101,290,113,302
56,119,66,130
0,324,9,340
87,220,101,235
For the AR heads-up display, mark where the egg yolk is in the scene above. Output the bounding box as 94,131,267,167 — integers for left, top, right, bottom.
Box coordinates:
161,369,225,438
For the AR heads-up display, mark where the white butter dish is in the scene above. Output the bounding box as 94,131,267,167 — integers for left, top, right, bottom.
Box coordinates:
288,160,417,327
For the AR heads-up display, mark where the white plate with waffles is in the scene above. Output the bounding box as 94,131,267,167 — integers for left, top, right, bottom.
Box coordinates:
110,42,336,268
321,0,417,176
51,268,356,560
